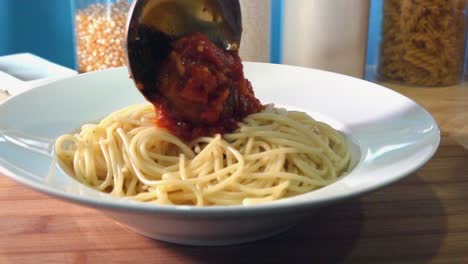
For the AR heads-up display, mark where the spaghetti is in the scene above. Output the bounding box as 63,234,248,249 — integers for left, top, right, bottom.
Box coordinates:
55,104,351,206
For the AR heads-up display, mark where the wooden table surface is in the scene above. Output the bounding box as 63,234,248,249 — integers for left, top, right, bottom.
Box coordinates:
0,82,467,264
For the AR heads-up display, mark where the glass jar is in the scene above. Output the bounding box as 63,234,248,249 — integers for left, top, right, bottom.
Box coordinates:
377,0,467,87
238,0,271,63
73,0,132,73
282,0,370,79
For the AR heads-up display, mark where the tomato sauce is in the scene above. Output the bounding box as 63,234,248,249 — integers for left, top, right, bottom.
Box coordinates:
143,32,263,140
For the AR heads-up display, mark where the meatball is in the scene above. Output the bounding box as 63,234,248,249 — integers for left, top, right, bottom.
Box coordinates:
145,32,263,140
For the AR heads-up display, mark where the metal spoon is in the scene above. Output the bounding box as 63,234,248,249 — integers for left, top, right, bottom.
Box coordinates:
125,0,242,94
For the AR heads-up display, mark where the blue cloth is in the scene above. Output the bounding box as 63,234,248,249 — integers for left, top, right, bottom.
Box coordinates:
0,0,75,69
0,0,12,54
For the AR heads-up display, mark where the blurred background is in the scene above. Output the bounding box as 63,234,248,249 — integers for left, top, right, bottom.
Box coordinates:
0,0,383,75
0,0,76,69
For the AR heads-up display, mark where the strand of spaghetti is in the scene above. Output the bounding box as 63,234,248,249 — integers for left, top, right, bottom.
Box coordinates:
225,130,321,147
107,125,126,196
247,172,332,186
231,179,283,196
72,145,86,183
126,176,139,196
270,152,286,172
242,181,290,206
117,127,163,186
118,128,207,205
260,138,323,155
213,144,223,172
131,128,193,175
291,156,327,178
83,139,98,185
190,135,222,167
204,145,245,195
243,113,342,158
186,163,241,184
97,140,113,191
179,154,188,180
244,147,300,160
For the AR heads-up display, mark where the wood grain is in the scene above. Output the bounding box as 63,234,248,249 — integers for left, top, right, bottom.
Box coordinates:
1,83,468,264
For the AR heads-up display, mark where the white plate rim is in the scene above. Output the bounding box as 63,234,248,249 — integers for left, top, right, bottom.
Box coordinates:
0,63,441,216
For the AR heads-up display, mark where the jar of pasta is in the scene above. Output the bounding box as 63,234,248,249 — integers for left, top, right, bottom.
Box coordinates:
378,0,467,87
73,0,132,73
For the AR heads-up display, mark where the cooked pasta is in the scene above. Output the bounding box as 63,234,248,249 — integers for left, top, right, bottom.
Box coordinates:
378,0,466,86
55,104,351,206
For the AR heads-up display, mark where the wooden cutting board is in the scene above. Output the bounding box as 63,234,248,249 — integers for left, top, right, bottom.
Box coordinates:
1,82,468,263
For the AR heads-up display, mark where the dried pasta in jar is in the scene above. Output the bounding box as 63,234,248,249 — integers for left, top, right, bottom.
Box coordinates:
378,0,466,86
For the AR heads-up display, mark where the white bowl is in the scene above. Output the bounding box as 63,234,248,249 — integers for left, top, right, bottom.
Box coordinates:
0,63,440,246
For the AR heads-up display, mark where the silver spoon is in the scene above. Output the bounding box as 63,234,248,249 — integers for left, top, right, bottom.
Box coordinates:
125,0,242,95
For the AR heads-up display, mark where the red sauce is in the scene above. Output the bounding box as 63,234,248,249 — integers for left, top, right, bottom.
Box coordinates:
146,32,263,140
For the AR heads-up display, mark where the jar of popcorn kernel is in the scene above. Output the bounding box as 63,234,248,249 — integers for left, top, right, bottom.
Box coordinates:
73,0,132,73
